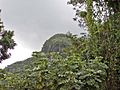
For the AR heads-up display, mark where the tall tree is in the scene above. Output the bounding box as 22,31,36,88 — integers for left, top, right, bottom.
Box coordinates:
68,0,120,90
0,10,16,62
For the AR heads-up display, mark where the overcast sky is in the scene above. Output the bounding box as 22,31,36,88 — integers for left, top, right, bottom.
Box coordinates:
0,0,84,68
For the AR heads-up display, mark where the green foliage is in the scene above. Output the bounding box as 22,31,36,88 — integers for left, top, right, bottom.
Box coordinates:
79,11,87,18
1,0,120,90
0,12,16,62
68,0,120,89
2,52,108,90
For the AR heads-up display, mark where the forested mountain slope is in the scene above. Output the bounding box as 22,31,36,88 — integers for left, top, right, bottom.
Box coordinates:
42,33,72,53
4,58,33,74
4,33,73,73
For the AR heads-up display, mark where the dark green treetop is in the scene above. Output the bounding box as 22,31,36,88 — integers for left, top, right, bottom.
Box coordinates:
0,10,16,62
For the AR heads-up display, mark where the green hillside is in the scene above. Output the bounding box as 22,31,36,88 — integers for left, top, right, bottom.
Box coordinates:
4,33,72,74
42,33,72,53
4,58,33,74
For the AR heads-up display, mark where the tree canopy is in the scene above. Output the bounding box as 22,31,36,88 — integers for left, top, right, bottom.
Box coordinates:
68,0,120,90
0,10,16,62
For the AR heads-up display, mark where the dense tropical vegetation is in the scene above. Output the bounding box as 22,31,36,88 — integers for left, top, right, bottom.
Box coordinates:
0,0,120,90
